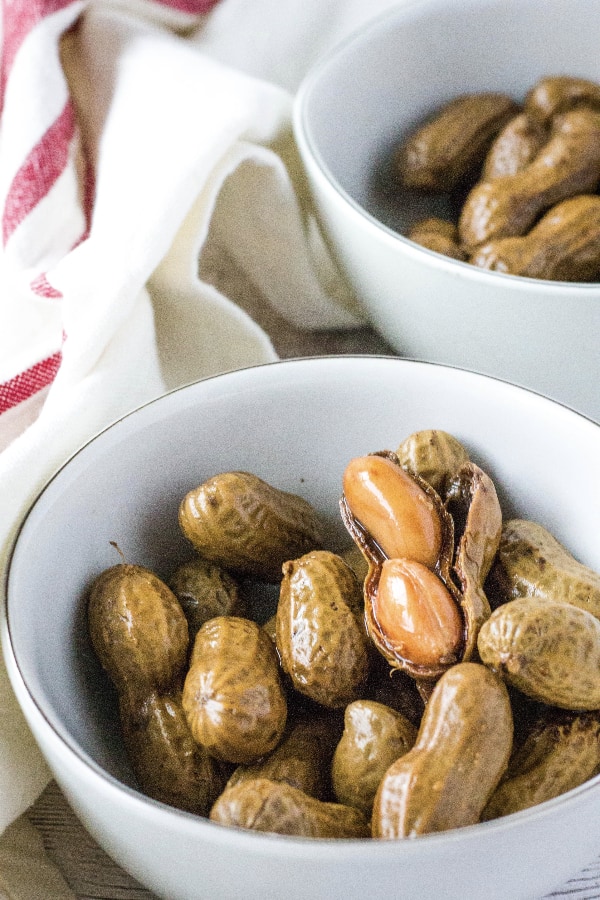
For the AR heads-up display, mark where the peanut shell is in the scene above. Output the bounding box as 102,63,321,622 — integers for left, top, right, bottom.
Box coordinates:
275,551,370,708
372,662,513,837
477,597,600,710
183,616,287,763
179,472,325,581
210,777,370,838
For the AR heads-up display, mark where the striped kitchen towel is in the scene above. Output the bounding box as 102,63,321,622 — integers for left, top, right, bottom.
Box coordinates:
0,0,404,833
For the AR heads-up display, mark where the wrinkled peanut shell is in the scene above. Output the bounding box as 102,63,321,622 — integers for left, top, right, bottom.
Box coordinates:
210,778,370,838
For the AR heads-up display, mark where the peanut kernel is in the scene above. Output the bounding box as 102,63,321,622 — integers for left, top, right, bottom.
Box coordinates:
374,559,463,668
342,455,442,568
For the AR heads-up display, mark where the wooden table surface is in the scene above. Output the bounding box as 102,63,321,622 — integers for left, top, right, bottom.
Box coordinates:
19,249,600,898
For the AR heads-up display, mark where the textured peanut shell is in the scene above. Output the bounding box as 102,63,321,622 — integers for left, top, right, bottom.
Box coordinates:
275,551,370,708
482,112,548,180
396,93,519,191
488,519,600,618
459,107,600,249
120,690,227,815
88,563,189,702
483,712,600,820
226,716,339,800
477,597,600,709
525,75,600,124
182,616,287,764
446,461,502,661
210,778,370,838
372,663,513,837
169,557,243,640
179,471,325,581
396,429,470,497
332,700,418,815
471,194,600,281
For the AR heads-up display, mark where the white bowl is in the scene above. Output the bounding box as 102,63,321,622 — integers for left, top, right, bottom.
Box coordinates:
293,0,600,422
3,356,600,900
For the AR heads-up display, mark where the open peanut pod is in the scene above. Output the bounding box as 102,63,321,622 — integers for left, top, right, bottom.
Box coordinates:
340,447,502,684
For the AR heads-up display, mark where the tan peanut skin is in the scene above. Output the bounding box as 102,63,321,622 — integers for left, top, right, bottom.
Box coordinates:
87,563,189,701
179,471,325,581
275,551,370,708
396,428,470,497
396,92,519,191
332,700,418,815
88,565,227,814
372,662,513,837
488,519,600,619
477,597,600,710
183,616,287,764
482,111,548,180
226,715,339,800
482,712,600,820
120,690,227,815
210,777,370,838
168,556,243,640
470,194,600,281
525,75,600,124
459,107,600,249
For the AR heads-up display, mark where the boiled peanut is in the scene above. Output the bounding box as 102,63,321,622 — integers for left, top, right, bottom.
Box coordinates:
396,93,519,191
372,662,513,837
342,453,443,568
526,75,600,124
470,194,600,281
276,551,370,708
210,777,370,838
396,429,470,497
482,711,600,820
482,112,548,180
369,558,463,669
477,597,600,710
332,700,418,815
88,563,189,701
183,616,287,764
459,107,600,249
168,556,243,640
179,472,325,581
88,564,226,814
408,218,466,260
120,690,226,814
488,519,600,618
226,715,339,800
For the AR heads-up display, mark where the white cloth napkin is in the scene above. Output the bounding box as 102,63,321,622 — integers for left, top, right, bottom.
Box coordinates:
0,0,403,841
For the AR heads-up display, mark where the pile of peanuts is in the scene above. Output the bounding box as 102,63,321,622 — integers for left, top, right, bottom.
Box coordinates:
396,75,600,281
87,429,600,839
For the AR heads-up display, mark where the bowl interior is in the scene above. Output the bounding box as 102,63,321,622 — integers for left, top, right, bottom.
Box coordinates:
300,0,600,235
5,356,600,794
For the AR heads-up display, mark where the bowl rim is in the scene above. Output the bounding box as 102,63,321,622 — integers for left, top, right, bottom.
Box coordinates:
3,354,600,853
293,0,600,293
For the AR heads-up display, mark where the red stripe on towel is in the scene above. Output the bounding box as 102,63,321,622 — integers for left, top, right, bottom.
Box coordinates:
0,351,63,413
2,100,76,245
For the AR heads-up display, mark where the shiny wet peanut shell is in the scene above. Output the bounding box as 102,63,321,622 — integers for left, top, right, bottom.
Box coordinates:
210,777,370,838
276,550,370,708
88,563,189,702
179,471,325,581
372,662,513,837
183,616,287,764
478,596,600,709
